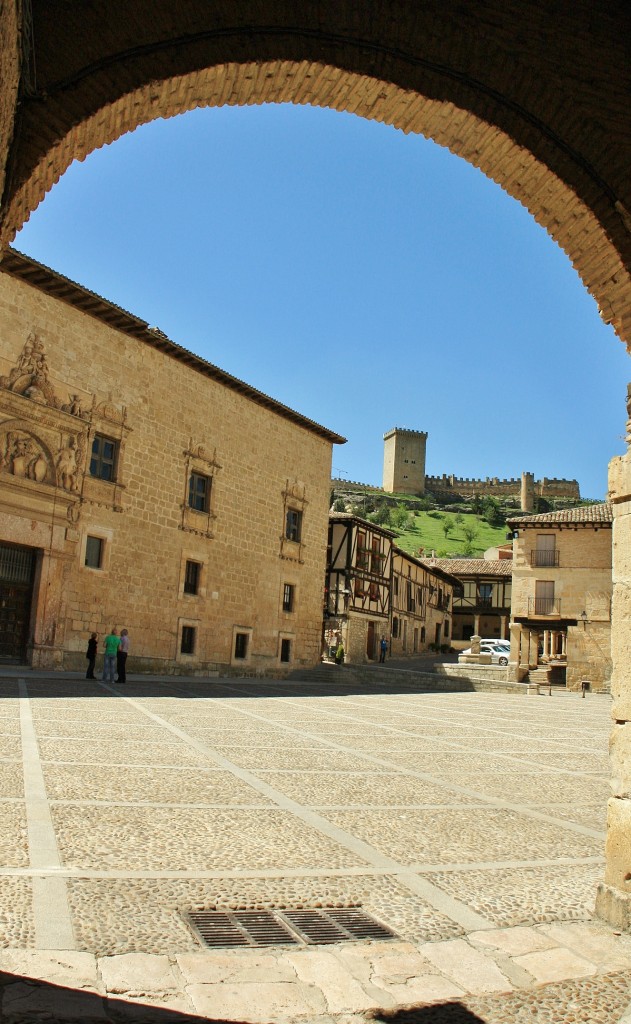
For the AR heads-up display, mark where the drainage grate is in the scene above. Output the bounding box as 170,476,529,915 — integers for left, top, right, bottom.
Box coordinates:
187,907,398,949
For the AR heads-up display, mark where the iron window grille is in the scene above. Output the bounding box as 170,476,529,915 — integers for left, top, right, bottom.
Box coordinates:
282,583,294,612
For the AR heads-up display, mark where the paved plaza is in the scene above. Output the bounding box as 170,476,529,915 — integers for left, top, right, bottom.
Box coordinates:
0,672,630,1022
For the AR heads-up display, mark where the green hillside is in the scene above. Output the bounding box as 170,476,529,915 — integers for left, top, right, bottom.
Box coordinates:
392,509,509,559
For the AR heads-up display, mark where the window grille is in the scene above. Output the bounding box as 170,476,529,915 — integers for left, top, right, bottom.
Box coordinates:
0,544,35,584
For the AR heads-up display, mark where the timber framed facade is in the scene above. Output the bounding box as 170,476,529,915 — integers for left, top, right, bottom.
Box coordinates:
390,547,456,657
425,558,512,646
324,514,393,663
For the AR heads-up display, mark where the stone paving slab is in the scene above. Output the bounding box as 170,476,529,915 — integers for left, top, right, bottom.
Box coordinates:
323,808,603,865
0,929,630,1023
53,805,370,872
43,765,270,805
0,678,624,1022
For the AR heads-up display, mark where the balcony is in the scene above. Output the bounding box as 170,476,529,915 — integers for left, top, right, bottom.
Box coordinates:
530,550,559,567
528,597,562,616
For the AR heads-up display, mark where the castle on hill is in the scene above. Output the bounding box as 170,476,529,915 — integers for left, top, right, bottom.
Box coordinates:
332,428,580,513
382,428,579,511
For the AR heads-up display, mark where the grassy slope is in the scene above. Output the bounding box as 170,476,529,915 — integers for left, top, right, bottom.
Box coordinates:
392,510,509,558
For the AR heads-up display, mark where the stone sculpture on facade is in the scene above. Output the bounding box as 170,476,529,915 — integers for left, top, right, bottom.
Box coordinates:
55,435,85,492
1,430,50,483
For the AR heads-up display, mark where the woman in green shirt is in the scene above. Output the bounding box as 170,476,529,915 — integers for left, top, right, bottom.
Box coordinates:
102,629,120,682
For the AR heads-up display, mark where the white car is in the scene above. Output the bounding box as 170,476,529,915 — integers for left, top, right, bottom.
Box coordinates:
461,643,510,666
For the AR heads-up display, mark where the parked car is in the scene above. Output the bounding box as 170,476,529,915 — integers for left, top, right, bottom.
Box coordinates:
479,638,510,649
461,643,509,666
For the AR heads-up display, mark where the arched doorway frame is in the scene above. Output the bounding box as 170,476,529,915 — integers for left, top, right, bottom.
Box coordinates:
1,11,630,930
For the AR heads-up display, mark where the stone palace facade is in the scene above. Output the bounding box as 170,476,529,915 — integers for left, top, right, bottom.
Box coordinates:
0,250,343,675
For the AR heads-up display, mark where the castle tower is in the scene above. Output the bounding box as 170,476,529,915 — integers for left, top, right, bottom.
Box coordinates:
521,471,535,512
383,428,427,495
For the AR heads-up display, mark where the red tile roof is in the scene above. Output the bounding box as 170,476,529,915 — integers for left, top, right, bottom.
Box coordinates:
507,503,612,527
423,558,513,577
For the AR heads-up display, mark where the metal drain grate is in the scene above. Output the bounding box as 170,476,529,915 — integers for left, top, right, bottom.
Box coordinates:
187,907,398,949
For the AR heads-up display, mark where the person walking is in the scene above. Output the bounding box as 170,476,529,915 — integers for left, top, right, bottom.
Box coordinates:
102,628,120,683
116,628,129,684
85,632,97,679
379,636,388,663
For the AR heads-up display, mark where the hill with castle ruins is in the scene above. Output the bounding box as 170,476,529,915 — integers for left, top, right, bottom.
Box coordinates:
332,427,580,514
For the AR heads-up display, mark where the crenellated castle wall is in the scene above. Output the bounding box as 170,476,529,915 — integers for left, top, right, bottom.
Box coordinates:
425,474,580,501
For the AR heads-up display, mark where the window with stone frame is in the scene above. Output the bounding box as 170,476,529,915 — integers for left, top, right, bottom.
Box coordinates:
285,508,302,543
188,471,211,513
184,560,201,595
85,535,103,569
180,625,196,654
282,583,295,612
90,433,119,482
234,632,249,660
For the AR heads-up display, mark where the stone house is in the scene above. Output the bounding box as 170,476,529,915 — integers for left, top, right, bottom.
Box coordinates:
506,503,613,691
390,547,456,656
424,557,513,646
0,250,344,675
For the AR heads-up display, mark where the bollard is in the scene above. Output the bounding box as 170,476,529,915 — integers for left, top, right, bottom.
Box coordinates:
581,680,590,698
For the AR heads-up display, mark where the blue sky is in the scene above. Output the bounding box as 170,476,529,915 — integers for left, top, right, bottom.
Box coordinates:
15,103,629,499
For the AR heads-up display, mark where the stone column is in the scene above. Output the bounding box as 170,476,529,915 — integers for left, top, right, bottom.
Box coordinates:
473,613,480,636
542,630,550,661
595,442,631,930
528,630,539,668
561,632,567,657
500,614,508,640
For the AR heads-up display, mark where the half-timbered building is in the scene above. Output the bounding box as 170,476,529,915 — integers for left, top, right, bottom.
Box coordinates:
390,547,457,656
324,514,393,663
424,557,512,646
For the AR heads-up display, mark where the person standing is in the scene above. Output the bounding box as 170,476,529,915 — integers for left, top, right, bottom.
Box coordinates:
85,632,97,679
117,628,129,684
379,636,388,663
102,628,120,683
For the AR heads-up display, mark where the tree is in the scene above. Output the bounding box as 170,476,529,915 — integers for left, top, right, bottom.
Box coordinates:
481,496,505,527
372,500,392,526
332,497,346,512
454,512,464,526
392,504,411,530
442,518,454,538
463,523,478,543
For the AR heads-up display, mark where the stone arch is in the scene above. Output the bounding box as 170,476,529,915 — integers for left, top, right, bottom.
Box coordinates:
1,4,630,347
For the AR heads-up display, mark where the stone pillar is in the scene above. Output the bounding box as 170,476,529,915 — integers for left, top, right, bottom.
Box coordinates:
473,613,480,636
500,614,508,640
528,630,539,668
542,630,550,661
561,632,567,657
595,442,631,931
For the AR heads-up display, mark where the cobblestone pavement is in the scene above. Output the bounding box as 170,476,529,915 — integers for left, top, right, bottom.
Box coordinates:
0,671,629,1022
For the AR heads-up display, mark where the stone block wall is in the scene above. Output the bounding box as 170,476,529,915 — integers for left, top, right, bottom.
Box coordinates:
597,451,631,929
0,270,336,675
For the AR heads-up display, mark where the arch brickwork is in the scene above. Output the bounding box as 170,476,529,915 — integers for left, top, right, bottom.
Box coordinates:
1,0,630,929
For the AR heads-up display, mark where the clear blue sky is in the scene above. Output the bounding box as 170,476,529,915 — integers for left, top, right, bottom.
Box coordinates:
14,103,629,499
